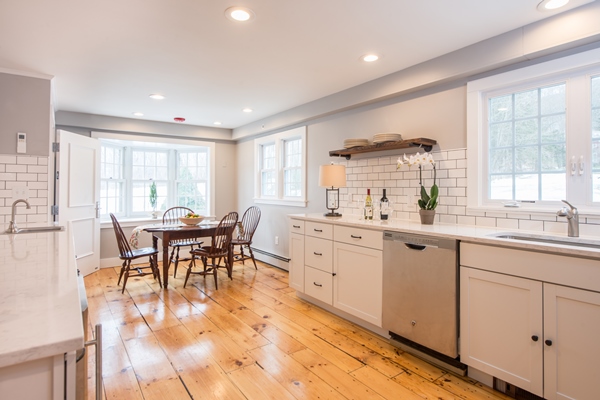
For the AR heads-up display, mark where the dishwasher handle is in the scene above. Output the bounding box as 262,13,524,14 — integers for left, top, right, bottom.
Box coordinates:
404,243,428,251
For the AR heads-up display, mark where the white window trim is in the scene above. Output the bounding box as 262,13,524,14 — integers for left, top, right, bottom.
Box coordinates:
92,131,216,219
467,47,600,215
254,126,307,207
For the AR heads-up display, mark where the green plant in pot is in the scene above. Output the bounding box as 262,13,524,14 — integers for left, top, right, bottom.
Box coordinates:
149,181,158,218
397,152,438,224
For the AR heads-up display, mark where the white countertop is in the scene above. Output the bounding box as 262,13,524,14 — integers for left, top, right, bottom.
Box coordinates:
289,213,600,260
0,228,84,368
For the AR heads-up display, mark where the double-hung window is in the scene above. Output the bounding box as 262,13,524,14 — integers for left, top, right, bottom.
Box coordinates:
254,126,307,206
95,132,215,219
467,48,600,213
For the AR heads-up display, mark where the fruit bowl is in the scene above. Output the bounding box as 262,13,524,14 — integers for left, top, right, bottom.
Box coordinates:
179,216,205,225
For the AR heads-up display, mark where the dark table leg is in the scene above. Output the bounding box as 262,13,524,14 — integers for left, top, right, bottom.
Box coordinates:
162,237,169,288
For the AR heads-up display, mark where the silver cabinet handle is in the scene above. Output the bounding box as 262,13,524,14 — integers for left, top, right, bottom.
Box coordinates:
85,324,103,400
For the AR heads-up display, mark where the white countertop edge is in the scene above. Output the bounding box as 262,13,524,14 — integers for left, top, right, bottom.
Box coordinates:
288,213,600,260
0,335,84,369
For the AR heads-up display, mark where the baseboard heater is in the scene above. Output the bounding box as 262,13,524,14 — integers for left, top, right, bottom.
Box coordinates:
250,247,290,263
389,331,467,376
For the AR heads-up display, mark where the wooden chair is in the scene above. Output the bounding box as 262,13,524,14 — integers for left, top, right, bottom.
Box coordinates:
110,213,161,293
162,206,204,278
231,206,261,269
184,211,238,289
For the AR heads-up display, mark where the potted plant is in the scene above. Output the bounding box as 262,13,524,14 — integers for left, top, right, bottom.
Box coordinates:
149,181,158,218
397,152,438,224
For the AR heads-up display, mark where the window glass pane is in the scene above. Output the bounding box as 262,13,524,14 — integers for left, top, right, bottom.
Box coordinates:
515,119,538,145
592,76,600,202
515,146,538,173
489,148,513,174
541,115,566,143
515,89,537,119
490,175,513,200
541,144,566,171
541,84,566,115
489,122,513,148
515,174,538,200
489,95,512,122
541,173,565,201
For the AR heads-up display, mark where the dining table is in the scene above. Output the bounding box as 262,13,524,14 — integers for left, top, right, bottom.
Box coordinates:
140,221,230,288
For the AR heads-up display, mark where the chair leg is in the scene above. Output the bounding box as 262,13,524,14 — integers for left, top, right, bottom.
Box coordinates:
247,245,258,269
121,261,131,294
173,247,180,278
239,245,246,265
117,260,127,285
183,258,194,288
211,257,219,290
152,255,162,288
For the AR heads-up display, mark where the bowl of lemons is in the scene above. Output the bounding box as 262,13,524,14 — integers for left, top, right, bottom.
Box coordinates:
179,213,205,225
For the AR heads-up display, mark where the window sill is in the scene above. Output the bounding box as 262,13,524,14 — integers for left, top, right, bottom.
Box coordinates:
467,205,600,218
254,198,307,207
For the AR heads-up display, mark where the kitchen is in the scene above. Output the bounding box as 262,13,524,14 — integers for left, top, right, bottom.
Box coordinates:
1,1,600,399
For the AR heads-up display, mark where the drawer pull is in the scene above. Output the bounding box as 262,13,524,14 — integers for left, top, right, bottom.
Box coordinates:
314,228,323,232
545,339,553,346
531,335,539,342
293,225,301,228
313,252,322,256
350,235,362,239
313,282,323,287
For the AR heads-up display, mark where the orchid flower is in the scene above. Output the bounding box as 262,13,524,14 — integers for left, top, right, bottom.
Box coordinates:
396,151,438,210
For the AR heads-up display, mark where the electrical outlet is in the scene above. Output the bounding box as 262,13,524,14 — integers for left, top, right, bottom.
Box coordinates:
275,236,279,245
12,187,29,201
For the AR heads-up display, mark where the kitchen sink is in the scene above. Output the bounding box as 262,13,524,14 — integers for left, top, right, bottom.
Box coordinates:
489,232,600,250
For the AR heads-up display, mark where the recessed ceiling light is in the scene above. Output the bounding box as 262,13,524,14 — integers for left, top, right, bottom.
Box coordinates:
242,108,253,113
225,6,255,22
174,117,185,123
362,54,379,62
537,0,569,11
214,121,222,125
132,112,144,117
149,94,165,100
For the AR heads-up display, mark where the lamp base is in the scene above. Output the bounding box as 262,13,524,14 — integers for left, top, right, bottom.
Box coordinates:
324,211,342,217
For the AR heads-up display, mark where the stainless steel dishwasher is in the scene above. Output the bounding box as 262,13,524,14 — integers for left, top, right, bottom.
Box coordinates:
382,231,458,359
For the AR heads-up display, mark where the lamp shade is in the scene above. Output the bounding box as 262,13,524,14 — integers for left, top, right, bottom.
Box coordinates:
319,164,347,188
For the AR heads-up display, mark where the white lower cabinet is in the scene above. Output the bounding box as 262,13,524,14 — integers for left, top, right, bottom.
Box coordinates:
289,232,305,292
304,266,333,304
333,242,382,327
461,265,600,400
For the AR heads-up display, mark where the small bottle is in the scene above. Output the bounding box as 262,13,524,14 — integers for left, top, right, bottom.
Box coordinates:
364,189,373,220
380,189,389,220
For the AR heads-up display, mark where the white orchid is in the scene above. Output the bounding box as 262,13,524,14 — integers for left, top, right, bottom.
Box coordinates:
396,151,438,210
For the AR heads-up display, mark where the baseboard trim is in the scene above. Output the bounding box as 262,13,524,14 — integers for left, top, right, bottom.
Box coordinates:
251,247,289,271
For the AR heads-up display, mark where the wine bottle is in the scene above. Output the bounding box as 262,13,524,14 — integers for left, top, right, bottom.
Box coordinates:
364,189,373,220
380,189,389,220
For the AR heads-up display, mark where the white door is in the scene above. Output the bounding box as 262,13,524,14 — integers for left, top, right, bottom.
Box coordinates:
56,130,101,276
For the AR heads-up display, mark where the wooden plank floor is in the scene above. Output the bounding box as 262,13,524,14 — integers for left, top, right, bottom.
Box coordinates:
84,260,512,400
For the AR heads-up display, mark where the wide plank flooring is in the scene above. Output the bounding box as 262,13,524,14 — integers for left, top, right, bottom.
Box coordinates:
84,260,511,400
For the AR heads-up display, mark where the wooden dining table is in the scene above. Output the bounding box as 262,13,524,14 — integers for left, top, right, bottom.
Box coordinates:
143,222,231,287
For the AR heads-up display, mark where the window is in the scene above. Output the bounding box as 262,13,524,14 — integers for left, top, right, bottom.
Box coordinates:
254,126,307,206
94,132,215,219
467,48,600,213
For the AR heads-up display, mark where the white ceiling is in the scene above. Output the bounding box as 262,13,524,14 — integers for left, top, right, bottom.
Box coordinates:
0,0,595,129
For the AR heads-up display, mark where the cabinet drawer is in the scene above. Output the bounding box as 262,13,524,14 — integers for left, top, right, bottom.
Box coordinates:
289,219,305,234
334,225,383,250
304,236,333,273
304,266,333,305
305,221,333,240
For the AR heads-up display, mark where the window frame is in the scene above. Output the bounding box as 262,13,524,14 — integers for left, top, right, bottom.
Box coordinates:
254,126,307,207
467,48,600,214
93,131,215,220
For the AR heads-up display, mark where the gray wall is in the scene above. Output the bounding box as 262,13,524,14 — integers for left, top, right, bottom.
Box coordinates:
0,72,51,156
238,85,466,262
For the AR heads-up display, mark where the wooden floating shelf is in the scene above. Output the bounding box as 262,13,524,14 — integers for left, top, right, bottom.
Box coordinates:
329,138,437,160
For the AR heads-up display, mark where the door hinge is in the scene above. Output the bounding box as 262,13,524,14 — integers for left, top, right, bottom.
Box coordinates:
52,142,60,152
51,205,59,216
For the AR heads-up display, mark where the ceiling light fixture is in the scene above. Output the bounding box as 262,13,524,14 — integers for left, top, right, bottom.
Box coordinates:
174,117,185,123
242,108,253,113
537,0,569,11
225,6,255,22
132,112,144,117
362,54,379,62
214,121,222,125
149,94,165,100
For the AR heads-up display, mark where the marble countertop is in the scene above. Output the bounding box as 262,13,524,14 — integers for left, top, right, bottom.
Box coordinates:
289,213,600,260
0,227,84,368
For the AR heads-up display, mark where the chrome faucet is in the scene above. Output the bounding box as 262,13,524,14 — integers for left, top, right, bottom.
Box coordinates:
557,200,579,238
6,199,31,233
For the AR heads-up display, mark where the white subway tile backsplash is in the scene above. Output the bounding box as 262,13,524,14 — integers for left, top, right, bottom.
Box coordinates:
0,155,16,164
476,216,497,227
17,156,38,165
458,215,476,226
519,220,544,231
6,165,27,173
0,173,16,181
497,218,519,229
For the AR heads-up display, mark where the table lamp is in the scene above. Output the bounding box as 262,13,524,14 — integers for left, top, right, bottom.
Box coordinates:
318,163,347,217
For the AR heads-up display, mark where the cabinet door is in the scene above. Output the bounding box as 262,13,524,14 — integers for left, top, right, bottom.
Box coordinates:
544,284,600,400
289,232,305,292
460,267,543,396
333,242,382,327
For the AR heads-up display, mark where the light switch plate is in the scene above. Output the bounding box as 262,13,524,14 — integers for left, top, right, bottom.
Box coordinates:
12,187,29,201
